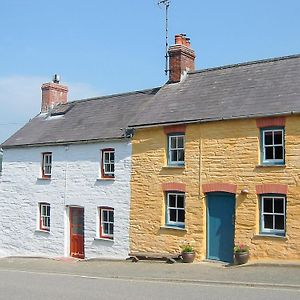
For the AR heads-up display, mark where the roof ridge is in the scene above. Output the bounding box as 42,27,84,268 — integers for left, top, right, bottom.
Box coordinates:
68,86,161,105
190,53,300,75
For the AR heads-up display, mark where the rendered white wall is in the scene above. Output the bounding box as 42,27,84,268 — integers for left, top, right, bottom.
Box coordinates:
0,141,131,259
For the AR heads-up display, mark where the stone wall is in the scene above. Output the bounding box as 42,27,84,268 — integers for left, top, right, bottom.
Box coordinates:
130,116,300,261
0,141,131,259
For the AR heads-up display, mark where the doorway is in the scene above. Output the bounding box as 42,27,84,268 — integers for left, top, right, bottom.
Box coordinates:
69,207,84,259
206,192,235,263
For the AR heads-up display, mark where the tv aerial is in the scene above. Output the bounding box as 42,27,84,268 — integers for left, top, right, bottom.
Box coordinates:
158,0,170,75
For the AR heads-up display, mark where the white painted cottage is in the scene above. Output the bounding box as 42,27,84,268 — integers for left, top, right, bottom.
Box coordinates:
0,78,159,259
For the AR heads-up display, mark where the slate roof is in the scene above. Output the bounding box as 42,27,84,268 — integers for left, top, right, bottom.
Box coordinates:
2,54,300,148
130,54,300,127
1,88,160,148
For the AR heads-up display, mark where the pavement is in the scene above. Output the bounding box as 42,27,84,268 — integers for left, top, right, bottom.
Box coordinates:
0,257,300,290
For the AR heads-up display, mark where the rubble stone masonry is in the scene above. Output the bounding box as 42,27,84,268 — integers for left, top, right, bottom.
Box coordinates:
130,116,300,261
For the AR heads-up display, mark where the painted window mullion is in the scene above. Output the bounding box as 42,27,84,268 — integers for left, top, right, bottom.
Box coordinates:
272,133,276,160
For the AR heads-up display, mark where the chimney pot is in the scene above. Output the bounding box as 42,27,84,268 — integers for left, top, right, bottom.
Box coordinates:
185,38,191,48
175,34,183,45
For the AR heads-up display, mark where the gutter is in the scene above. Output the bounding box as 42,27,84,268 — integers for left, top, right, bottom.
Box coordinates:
1,136,128,149
128,111,299,129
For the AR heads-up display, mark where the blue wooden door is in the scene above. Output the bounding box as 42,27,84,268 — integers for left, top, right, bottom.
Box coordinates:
207,192,235,263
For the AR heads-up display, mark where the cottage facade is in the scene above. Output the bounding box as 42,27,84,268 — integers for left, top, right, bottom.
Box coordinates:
0,81,158,259
0,142,131,258
130,117,300,262
129,35,300,263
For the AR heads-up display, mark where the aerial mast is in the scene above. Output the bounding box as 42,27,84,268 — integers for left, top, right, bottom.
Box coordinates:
158,0,170,75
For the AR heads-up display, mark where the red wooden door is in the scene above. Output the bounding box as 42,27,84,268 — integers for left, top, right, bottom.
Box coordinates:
70,207,84,259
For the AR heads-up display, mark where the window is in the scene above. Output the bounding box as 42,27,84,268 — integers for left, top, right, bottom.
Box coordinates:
42,152,52,178
39,203,50,231
166,192,185,227
101,149,115,178
168,134,185,165
99,207,114,239
260,195,285,236
261,128,284,165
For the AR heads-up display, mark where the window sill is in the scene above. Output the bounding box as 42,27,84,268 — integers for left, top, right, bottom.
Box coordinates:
160,226,186,232
162,165,185,169
94,237,114,242
35,229,50,234
96,178,115,181
252,234,287,240
256,164,286,168
37,177,51,181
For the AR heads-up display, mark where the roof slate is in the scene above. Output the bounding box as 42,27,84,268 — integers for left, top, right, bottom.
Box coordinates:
130,54,300,127
2,54,300,148
1,88,160,148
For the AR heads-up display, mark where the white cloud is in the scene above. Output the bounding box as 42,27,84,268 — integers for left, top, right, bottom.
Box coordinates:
0,75,103,143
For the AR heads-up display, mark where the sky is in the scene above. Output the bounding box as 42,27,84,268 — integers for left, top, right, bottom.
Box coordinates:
1,0,300,143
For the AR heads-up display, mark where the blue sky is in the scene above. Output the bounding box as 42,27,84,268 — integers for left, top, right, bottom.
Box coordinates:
1,0,300,143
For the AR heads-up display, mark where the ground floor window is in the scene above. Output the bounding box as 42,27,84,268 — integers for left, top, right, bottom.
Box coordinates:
260,195,286,236
39,203,50,231
166,192,185,228
99,207,114,239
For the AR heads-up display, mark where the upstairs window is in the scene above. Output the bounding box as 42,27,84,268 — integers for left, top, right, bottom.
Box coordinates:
42,152,52,178
101,149,115,178
260,195,285,236
99,207,114,239
261,128,284,165
166,192,185,228
39,203,50,231
168,134,185,166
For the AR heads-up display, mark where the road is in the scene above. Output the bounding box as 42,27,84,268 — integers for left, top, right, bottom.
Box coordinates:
0,269,300,300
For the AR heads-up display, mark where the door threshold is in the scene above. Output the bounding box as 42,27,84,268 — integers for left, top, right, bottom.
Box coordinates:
203,259,231,267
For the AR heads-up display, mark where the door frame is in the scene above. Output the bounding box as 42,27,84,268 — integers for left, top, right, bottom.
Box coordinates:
206,192,236,263
69,206,85,259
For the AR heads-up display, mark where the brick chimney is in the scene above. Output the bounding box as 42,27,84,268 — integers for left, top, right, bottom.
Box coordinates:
168,34,196,83
41,75,68,112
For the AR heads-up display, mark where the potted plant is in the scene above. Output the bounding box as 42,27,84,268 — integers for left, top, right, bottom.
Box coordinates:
234,243,250,265
180,243,196,263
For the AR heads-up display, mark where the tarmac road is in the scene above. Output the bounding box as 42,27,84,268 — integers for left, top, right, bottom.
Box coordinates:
0,258,300,299
0,269,300,300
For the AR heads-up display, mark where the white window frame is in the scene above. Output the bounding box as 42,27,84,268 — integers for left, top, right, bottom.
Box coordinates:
262,128,284,164
102,149,115,178
168,134,185,165
39,203,50,231
42,152,52,177
100,207,114,239
261,195,286,236
166,192,185,227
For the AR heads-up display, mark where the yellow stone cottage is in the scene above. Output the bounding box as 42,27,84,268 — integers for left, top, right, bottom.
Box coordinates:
129,34,300,263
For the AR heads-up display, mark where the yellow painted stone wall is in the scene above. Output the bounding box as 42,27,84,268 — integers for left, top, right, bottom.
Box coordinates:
130,116,300,261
